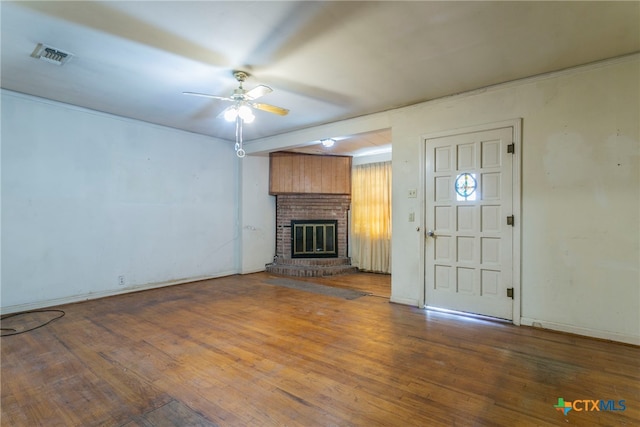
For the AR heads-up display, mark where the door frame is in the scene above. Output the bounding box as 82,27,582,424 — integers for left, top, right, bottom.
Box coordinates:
419,119,522,325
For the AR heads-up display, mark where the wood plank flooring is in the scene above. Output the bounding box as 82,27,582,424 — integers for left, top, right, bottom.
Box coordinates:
1,272,638,426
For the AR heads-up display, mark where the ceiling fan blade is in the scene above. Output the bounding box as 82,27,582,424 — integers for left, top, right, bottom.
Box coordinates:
252,102,289,116
245,84,273,100
183,91,232,102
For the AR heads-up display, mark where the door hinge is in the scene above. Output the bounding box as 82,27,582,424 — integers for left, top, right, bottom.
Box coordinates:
507,288,514,299
507,143,515,154
506,215,514,226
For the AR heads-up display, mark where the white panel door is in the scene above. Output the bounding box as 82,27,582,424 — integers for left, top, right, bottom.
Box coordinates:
425,126,515,320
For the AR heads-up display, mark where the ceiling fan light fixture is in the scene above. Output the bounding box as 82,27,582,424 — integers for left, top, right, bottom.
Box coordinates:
224,104,255,123
238,105,255,123
224,107,238,122
321,138,335,148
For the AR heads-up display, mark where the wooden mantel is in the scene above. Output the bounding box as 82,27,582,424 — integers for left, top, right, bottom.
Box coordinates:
269,152,352,195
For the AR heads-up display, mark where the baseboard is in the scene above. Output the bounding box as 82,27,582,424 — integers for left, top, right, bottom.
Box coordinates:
240,266,267,275
0,270,238,315
520,317,640,346
389,295,420,307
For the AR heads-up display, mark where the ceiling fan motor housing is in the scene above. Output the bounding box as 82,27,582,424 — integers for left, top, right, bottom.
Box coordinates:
233,70,249,82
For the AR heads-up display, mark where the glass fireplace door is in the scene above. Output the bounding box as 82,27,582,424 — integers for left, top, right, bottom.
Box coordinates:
292,220,338,258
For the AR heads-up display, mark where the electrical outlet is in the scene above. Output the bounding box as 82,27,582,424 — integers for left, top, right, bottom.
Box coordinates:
408,188,417,198
118,275,126,286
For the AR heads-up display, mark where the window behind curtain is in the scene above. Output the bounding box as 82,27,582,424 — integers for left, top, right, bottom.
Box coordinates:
350,161,392,273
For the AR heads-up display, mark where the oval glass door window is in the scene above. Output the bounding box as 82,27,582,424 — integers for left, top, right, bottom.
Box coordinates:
455,173,477,201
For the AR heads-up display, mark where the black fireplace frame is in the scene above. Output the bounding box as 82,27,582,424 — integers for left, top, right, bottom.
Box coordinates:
291,219,338,258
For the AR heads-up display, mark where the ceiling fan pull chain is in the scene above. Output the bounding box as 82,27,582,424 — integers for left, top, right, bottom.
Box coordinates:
235,115,240,149
235,116,245,158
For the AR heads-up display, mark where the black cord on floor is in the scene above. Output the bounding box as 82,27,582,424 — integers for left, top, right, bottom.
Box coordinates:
0,310,65,337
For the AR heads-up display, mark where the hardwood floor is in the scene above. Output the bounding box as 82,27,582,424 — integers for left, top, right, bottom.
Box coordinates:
1,272,638,426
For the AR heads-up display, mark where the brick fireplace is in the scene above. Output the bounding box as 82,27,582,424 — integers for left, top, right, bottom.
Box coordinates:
267,152,356,277
266,194,357,277
275,194,349,258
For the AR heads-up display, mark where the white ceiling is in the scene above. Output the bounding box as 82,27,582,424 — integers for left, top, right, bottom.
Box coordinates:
1,1,638,156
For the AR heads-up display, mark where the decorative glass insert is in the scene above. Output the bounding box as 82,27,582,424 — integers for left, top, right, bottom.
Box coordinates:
291,220,338,258
455,173,477,201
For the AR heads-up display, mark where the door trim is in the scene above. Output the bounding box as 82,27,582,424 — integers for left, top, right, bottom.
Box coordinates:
419,119,522,325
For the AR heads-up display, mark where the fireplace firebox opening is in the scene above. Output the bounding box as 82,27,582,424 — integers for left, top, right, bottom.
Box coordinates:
291,220,338,258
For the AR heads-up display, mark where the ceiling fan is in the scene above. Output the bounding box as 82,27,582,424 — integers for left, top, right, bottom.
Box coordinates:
183,70,289,158
183,70,289,121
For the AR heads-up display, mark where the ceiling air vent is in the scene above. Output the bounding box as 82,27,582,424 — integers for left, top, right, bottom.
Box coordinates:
31,43,73,65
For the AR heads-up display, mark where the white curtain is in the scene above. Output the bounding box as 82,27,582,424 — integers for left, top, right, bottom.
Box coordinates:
350,162,392,273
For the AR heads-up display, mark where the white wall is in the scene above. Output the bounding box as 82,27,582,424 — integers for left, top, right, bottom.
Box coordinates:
1,91,240,312
239,154,276,273
390,56,639,344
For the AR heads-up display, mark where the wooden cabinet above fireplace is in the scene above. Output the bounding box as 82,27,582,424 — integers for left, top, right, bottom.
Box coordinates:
269,152,352,195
